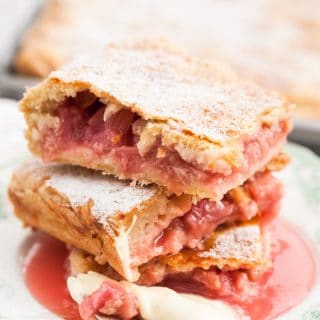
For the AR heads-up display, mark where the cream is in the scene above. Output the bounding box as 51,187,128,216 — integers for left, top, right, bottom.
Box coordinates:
125,282,238,320
67,271,238,320
114,214,138,282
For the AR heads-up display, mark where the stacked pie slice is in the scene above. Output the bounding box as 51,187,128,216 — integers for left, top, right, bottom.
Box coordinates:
8,41,292,319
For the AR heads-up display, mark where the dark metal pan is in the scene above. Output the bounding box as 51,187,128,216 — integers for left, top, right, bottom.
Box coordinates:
0,0,42,99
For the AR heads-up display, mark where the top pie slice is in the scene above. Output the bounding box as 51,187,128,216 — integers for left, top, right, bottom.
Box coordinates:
20,41,292,199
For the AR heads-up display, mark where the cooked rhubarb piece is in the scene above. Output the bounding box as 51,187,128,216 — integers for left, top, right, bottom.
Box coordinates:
68,273,138,320
20,42,292,198
9,160,281,282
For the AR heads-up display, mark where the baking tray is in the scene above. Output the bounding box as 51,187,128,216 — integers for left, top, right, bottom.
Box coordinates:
0,66,39,99
0,0,319,152
0,0,42,99
290,118,320,154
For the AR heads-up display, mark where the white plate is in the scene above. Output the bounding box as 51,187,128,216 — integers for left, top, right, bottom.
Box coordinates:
0,99,319,320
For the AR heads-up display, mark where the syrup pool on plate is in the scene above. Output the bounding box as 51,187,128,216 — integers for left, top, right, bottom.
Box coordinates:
21,219,317,320
22,232,81,320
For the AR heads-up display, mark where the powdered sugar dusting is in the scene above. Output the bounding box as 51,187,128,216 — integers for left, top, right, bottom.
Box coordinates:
201,224,262,263
44,164,157,225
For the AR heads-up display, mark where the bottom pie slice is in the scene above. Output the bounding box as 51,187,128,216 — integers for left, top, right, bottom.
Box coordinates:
9,160,282,282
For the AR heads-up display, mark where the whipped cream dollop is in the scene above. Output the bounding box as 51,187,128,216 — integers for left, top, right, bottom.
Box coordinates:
67,271,238,320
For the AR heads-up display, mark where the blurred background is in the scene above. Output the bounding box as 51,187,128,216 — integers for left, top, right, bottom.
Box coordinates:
0,0,319,153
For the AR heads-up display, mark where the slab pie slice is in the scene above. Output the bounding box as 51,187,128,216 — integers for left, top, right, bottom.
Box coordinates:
9,159,281,282
20,41,292,199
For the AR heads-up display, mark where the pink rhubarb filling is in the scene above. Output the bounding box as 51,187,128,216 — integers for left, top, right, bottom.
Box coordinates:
131,171,282,266
39,92,290,196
